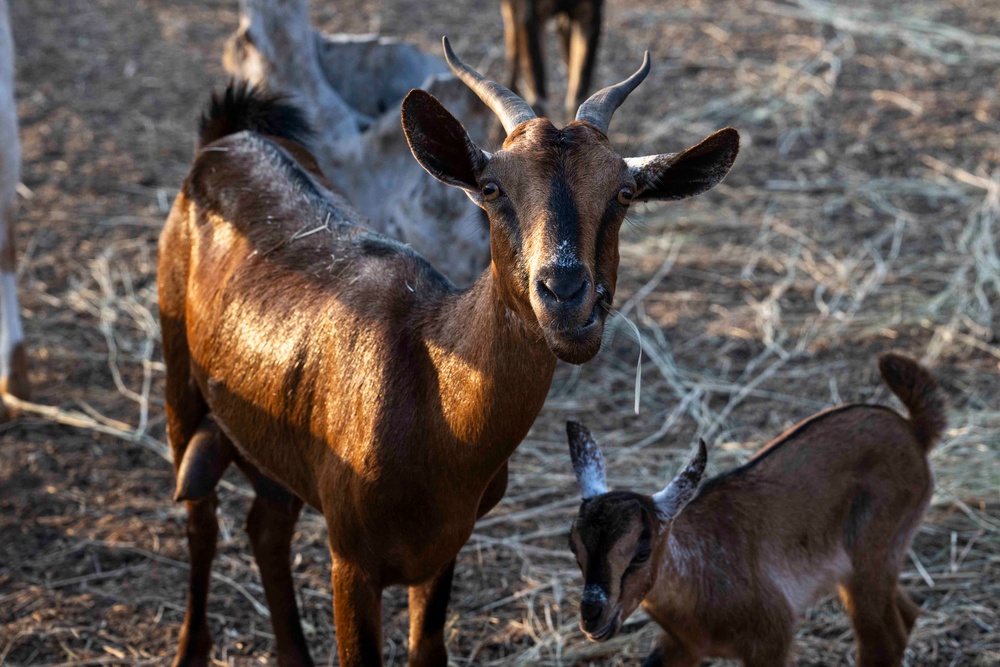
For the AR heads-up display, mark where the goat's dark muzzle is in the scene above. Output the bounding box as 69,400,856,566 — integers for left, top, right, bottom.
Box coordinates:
530,263,608,364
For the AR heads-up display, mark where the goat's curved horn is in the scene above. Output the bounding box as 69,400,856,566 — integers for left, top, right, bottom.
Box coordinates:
442,36,536,135
575,52,651,134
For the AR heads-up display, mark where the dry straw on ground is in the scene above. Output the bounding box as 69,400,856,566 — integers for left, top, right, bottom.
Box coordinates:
1,0,998,665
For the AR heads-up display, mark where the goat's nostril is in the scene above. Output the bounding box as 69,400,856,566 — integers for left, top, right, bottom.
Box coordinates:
540,276,588,303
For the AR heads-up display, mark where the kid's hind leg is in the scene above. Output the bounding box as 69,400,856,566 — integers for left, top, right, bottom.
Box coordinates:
896,586,920,636
839,574,909,667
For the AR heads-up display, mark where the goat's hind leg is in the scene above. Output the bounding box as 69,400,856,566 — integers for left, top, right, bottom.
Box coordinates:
173,493,220,667
406,559,455,667
170,420,225,667
238,460,314,667
161,197,221,667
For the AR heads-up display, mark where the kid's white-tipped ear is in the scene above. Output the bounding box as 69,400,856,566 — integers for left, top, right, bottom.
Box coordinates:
566,421,608,499
652,438,708,521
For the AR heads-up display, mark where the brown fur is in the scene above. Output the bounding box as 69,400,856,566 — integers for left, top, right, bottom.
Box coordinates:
160,79,737,666
568,353,946,667
501,0,603,115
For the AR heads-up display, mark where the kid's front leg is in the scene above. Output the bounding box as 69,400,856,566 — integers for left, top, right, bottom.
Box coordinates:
642,631,701,667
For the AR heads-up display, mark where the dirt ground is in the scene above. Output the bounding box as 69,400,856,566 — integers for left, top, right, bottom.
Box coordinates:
1,0,998,665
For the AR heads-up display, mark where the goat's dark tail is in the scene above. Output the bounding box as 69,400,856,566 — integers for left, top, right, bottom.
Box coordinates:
198,80,313,150
879,352,947,452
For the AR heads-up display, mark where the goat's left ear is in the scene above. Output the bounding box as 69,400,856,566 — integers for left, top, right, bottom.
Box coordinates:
567,421,608,499
402,89,489,201
652,438,708,522
626,128,739,202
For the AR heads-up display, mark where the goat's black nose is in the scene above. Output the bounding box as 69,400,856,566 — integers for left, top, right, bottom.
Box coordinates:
580,598,605,624
536,265,589,305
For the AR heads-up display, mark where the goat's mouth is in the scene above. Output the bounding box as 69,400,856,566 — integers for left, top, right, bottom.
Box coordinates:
541,298,608,364
583,607,622,642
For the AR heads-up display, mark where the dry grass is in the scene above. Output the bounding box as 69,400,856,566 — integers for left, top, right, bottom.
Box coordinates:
1,0,998,665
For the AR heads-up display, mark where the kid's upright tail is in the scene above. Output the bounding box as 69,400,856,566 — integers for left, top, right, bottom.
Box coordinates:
878,352,947,452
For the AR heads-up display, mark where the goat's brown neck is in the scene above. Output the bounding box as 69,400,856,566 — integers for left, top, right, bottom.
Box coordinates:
420,266,557,479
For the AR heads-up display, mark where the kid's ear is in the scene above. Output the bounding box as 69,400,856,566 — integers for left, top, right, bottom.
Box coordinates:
626,128,739,202
566,421,608,500
652,438,708,522
402,89,489,197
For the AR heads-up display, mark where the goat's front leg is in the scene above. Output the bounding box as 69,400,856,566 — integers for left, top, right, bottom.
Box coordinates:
406,560,456,667
331,557,384,666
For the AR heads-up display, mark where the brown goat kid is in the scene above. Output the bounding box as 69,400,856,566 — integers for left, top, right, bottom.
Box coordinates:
501,0,603,117
159,38,738,667
566,353,946,667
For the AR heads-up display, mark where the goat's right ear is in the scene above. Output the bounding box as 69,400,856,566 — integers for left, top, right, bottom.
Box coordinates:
567,421,608,499
402,89,489,199
626,128,739,202
652,439,708,523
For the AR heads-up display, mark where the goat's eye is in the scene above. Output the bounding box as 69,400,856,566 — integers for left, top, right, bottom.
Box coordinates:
617,187,634,206
633,548,651,564
482,183,501,201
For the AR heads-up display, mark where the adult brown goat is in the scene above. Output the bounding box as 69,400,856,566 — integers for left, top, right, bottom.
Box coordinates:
566,352,946,667
501,0,603,117
159,38,739,666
